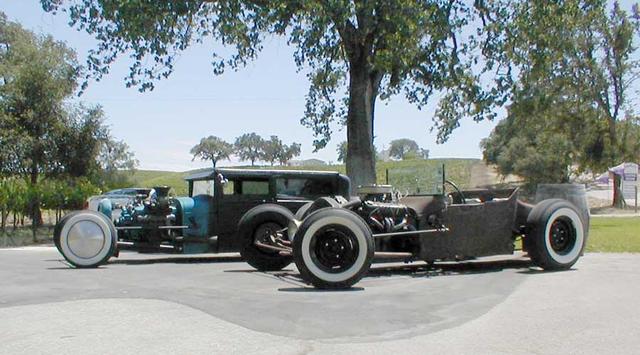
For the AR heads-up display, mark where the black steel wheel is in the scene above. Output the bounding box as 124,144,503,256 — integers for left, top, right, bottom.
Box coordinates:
548,217,577,255
525,199,586,270
293,208,374,289
310,224,360,274
238,204,294,271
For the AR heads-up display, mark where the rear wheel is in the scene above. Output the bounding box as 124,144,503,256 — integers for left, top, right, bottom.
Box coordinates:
294,202,314,220
525,199,586,270
54,210,117,268
293,208,374,289
238,204,294,271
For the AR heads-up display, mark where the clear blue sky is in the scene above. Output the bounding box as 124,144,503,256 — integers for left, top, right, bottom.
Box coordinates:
4,1,628,172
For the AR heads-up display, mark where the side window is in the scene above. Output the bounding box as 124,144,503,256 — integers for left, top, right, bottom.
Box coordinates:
192,180,215,196
276,178,333,198
223,180,235,195
241,180,269,195
222,179,269,196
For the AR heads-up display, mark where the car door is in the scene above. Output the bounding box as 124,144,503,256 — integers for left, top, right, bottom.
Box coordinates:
215,177,272,252
273,176,317,213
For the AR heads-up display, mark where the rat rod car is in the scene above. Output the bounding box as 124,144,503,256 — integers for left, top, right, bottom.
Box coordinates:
54,168,350,269
55,166,588,289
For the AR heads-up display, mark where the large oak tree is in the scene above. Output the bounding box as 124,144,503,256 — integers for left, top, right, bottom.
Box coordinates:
42,0,507,187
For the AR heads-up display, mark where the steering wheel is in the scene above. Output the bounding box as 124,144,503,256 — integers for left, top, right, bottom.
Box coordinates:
445,180,466,204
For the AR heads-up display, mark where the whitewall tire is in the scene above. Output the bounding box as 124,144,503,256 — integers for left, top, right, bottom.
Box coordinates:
293,208,374,289
525,199,586,270
55,211,117,268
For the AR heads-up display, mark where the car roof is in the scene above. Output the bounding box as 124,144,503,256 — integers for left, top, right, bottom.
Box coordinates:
184,168,342,181
106,188,151,194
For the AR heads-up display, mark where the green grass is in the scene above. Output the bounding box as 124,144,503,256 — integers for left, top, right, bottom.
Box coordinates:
587,217,640,253
130,170,193,195
130,158,480,196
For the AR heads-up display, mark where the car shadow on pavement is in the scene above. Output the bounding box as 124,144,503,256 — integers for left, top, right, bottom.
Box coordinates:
275,258,535,292
278,286,365,292
517,267,577,275
366,258,533,280
108,255,244,265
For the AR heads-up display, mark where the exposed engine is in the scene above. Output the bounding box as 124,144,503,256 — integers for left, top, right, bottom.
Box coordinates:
117,186,180,245
119,186,176,225
356,200,416,234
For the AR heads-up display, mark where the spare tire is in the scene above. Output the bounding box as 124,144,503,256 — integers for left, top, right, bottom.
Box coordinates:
525,199,586,270
238,204,295,271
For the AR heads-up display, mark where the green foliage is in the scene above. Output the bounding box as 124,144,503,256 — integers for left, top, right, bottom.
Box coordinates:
0,12,80,180
96,131,138,189
482,117,574,191
0,176,99,231
482,1,640,189
0,177,27,230
277,142,301,166
42,0,515,186
0,14,137,226
234,133,264,166
261,135,284,166
402,149,430,161
336,141,347,163
56,104,110,178
0,12,137,180
190,135,232,168
389,139,420,160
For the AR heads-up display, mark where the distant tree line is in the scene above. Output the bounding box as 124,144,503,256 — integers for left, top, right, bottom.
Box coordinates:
0,14,137,239
336,139,429,163
190,133,301,168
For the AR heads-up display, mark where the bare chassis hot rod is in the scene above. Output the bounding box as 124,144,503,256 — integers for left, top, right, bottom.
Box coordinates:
54,168,588,289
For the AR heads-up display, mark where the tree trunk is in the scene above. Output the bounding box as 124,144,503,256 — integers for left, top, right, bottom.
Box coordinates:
1,210,6,234
345,62,378,190
607,115,620,166
29,168,41,243
612,173,625,208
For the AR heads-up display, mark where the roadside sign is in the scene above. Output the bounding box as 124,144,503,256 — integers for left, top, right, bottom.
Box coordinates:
622,163,639,200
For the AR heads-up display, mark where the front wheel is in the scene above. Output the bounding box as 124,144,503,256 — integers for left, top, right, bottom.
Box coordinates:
525,199,586,270
54,210,117,268
293,208,374,289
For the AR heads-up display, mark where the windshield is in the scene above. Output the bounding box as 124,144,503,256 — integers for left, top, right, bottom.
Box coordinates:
386,163,444,196
192,180,215,196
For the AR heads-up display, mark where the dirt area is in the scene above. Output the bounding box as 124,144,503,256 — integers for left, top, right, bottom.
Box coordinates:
469,162,520,188
0,226,54,248
467,162,638,216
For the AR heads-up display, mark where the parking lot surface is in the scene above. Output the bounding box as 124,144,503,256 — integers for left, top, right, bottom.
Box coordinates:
1,248,638,354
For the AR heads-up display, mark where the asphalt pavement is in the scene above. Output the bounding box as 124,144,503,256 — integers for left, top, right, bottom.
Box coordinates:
0,248,638,354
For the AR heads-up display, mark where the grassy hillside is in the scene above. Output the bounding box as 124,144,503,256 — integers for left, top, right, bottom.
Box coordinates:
131,158,480,196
